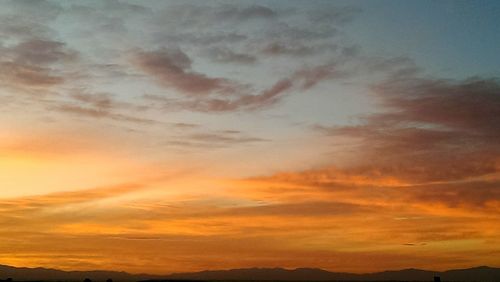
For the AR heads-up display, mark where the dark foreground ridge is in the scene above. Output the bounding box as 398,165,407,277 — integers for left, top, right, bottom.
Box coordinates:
1,264,499,282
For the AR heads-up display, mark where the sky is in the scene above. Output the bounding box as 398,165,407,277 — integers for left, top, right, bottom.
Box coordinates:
0,0,499,274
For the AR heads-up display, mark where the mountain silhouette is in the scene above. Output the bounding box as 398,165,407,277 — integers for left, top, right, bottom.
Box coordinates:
162,266,500,281
1,264,499,281
0,265,161,282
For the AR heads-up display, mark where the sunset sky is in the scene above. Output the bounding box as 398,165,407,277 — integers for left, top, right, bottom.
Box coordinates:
1,0,499,274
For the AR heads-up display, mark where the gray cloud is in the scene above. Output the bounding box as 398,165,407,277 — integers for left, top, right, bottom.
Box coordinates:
134,47,301,112
262,42,318,57
317,76,500,183
0,1,364,120
46,89,158,125
0,38,76,90
157,3,277,28
132,48,241,96
0,62,64,88
0,16,54,38
155,32,247,46
189,132,267,144
140,53,349,113
307,6,362,25
206,47,257,64
143,78,294,112
9,39,77,65
1,0,63,22
163,129,268,150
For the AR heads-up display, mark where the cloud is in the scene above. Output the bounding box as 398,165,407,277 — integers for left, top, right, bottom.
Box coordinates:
1,0,63,22
212,74,500,256
408,180,500,210
230,167,500,264
0,39,76,90
45,90,158,124
156,32,247,46
2,173,497,273
137,47,298,112
0,16,54,39
317,76,500,183
54,104,157,124
206,47,257,64
262,42,317,57
252,168,500,212
0,182,152,239
0,1,363,118
61,1,151,37
0,182,146,211
259,24,339,57
216,201,369,217
70,91,113,109
138,46,346,113
374,77,500,135
216,4,277,21
158,4,277,28
0,62,64,88
163,129,268,149
132,48,239,96
292,64,343,90
169,78,292,112
189,132,267,144
233,79,294,109
307,6,362,25
0,3,72,91
141,2,362,109
8,39,77,65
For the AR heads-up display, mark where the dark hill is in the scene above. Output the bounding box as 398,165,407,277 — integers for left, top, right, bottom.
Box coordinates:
0,265,160,281
163,266,500,281
1,264,499,281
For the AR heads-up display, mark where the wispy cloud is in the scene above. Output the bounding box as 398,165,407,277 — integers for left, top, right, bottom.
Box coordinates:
0,38,73,88
132,48,240,96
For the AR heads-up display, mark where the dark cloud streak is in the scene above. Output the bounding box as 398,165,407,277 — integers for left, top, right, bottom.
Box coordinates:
316,76,500,183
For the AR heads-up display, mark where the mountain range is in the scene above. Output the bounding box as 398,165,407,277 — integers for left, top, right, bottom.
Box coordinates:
1,264,499,281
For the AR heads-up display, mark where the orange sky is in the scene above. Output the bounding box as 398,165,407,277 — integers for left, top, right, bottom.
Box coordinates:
1,127,498,273
1,0,499,274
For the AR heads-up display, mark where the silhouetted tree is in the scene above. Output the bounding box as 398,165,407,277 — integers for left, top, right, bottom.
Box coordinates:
84,278,92,282
434,276,441,282
6,278,12,282
107,278,113,282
